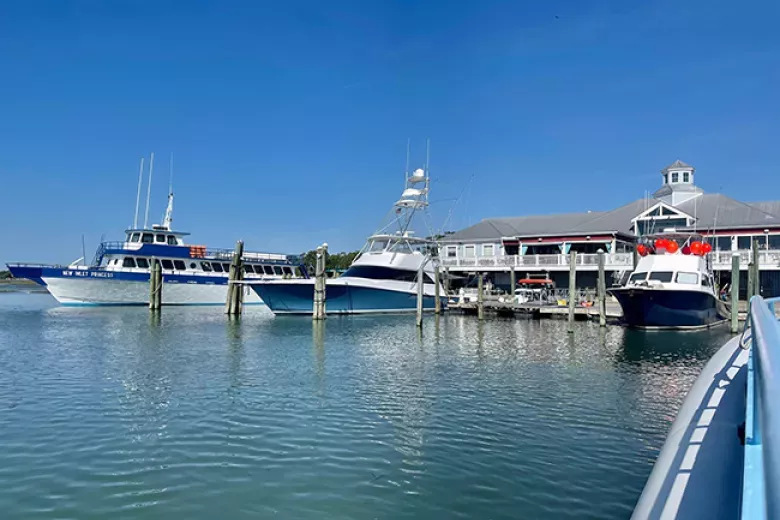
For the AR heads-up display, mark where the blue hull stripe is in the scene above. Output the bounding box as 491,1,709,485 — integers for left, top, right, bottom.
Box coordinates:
252,282,446,314
8,265,233,286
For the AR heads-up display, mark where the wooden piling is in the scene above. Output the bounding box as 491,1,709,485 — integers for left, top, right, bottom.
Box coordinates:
752,239,761,297
477,272,485,321
509,267,516,299
149,258,162,310
225,240,244,315
597,251,606,327
747,257,755,303
434,264,441,314
313,244,328,320
731,253,740,333
568,250,577,333
444,267,450,295
416,262,425,327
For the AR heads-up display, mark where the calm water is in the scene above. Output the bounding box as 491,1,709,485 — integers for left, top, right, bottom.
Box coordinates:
0,292,732,520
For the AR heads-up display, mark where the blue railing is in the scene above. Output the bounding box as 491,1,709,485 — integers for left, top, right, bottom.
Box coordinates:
742,296,780,519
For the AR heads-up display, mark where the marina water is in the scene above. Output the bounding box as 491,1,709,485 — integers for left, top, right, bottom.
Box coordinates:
0,292,732,519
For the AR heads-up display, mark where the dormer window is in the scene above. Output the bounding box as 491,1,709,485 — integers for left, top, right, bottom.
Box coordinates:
663,173,668,184
671,172,679,183
683,172,689,183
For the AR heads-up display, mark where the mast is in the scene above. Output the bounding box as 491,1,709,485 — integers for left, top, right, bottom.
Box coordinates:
162,153,174,230
143,152,155,229
133,157,144,229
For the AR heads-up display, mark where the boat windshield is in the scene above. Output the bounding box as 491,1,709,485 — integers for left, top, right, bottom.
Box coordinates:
368,239,389,253
629,272,647,283
676,272,699,284
647,271,673,282
389,240,414,254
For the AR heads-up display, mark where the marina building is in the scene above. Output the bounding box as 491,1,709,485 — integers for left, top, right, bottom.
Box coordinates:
440,160,780,296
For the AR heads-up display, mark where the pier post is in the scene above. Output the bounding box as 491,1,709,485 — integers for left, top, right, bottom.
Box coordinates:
752,239,761,297
444,267,450,296
416,262,425,327
597,251,606,327
226,240,244,315
632,247,638,270
149,258,162,310
434,264,441,314
747,256,755,304
312,244,328,320
509,267,516,301
731,253,740,333
477,272,485,321
568,250,576,333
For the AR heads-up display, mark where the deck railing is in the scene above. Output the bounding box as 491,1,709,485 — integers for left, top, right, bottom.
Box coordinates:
440,250,780,270
742,295,780,519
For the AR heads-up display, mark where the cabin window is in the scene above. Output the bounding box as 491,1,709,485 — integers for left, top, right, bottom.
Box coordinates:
189,262,197,269
446,246,457,258
155,234,165,243
242,265,252,275
211,262,224,273
122,257,137,268
676,272,698,284
369,240,389,253
136,258,150,269
671,172,679,183
141,233,153,243
250,265,262,274
738,236,751,250
174,260,186,270
342,265,433,283
161,259,174,270
262,265,274,275
222,263,231,272
283,266,293,276
701,276,711,287
482,244,494,256
294,267,302,277
464,245,475,258
629,272,647,283
273,266,283,275
201,261,213,272
647,271,673,283
167,235,177,245
130,233,141,243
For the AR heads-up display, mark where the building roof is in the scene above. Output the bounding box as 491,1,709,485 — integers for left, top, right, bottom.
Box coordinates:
747,201,780,218
676,194,780,231
662,159,694,171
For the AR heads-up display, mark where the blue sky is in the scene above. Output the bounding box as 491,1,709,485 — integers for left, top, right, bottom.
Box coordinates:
1,0,779,264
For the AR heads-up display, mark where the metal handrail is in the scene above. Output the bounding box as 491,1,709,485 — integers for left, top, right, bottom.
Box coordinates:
743,295,780,519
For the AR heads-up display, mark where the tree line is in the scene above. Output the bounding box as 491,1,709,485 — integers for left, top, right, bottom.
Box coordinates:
299,250,361,272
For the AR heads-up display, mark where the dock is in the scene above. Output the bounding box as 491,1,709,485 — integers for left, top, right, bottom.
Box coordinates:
448,300,623,320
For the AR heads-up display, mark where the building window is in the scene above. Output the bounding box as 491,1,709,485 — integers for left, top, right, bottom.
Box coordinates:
122,257,137,268
663,173,668,184
683,172,690,183
716,236,732,251
769,235,780,249
464,245,475,258
671,172,679,183
737,236,751,250
483,244,494,256
446,246,457,258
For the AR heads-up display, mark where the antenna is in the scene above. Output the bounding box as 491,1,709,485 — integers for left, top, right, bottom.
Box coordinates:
405,139,410,188
133,157,144,229
162,152,175,231
169,152,174,195
81,234,86,266
143,152,155,229
425,138,430,178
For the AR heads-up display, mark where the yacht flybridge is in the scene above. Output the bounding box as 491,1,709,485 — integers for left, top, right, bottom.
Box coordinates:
7,159,303,306
248,164,447,315
608,233,729,328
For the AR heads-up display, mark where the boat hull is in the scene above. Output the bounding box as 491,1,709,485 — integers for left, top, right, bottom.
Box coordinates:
609,287,727,328
251,279,445,315
7,265,262,306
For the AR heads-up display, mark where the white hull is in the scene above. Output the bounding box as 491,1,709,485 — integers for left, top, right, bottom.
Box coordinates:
42,277,262,306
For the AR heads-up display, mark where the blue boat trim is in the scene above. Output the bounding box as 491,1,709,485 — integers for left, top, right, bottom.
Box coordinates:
609,287,727,328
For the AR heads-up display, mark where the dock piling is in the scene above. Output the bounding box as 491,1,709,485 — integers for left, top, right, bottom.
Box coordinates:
225,240,244,315
597,251,606,327
416,262,424,327
477,272,484,321
568,250,577,333
313,244,328,320
149,258,162,310
434,264,441,314
509,267,516,298
731,253,740,333
752,239,761,297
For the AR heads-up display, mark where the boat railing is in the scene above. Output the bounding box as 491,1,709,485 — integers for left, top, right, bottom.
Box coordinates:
742,295,780,519
96,241,293,263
